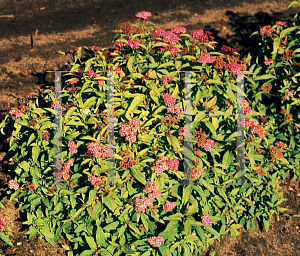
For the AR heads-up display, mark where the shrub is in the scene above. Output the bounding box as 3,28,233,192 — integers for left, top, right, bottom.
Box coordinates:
0,5,299,255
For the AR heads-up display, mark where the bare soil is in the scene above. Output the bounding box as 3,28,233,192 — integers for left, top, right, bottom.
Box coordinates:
0,0,300,255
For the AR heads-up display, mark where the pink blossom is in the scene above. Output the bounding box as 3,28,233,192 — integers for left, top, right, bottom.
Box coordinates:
88,176,103,187
9,109,22,118
260,25,275,36
284,90,294,100
68,141,78,154
98,80,105,85
191,168,204,178
264,59,273,65
69,78,79,85
244,106,251,115
148,236,165,247
128,39,140,49
163,93,176,107
198,52,215,64
135,196,153,213
148,190,162,199
136,11,151,20
163,201,176,211
151,156,169,176
202,213,213,225
276,21,288,27
62,160,73,180
178,127,189,136
119,119,141,142
170,26,186,34
162,31,180,44
155,28,166,37
168,158,180,171
113,38,128,48
0,217,6,232
225,63,247,76
204,140,217,152
28,183,35,190
161,76,174,85
87,69,96,78
8,179,19,190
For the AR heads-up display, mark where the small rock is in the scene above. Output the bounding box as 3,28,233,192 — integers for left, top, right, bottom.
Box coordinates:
17,242,22,245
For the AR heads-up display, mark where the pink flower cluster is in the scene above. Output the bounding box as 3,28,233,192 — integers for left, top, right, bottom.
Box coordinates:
68,141,78,153
143,181,161,199
248,120,266,138
178,127,189,136
0,217,5,232
151,156,180,176
161,76,175,85
114,66,123,75
134,196,153,213
276,21,288,27
84,142,113,158
87,69,96,78
168,105,184,116
204,139,217,152
225,63,247,76
52,171,62,180
284,90,294,100
135,11,151,20
69,78,79,85
119,119,141,142
243,100,251,115
154,28,180,44
198,52,215,64
191,168,204,178
28,183,35,190
163,201,176,211
202,213,213,225
161,45,179,56
9,109,22,118
88,176,103,187
260,25,275,37
148,236,165,247
170,26,186,34
8,179,19,190
190,29,215,46
128,39,140,49
275,141,286,149
264,59,273,65
113,38,128,48
98,80,105,85
62,160,73,180
163,93,176,107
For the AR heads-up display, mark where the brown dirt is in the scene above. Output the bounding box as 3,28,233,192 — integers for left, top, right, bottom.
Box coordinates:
0,0,300,255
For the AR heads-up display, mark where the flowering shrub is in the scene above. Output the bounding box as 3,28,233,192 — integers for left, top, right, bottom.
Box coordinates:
0,4,299,255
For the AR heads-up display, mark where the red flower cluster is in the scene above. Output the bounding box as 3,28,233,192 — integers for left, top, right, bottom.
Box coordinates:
260,25,275,38
269,146,284,160
69,78,79,85
221,45,239,54
191,29,215,47
191,168,204,178
275,141,286,149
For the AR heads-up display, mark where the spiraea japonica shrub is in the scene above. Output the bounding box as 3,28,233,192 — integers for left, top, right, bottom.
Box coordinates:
0,7,299,256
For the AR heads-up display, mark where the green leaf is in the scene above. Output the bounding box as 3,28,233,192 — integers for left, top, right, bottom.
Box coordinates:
200,179,214,193
103,197,119,213
32,146,40,163
96,226,107,247
0,232,13,246
85,234,97,251
125,94,145,118
182,186,191,204
254,74,275,80
93,203,102,220
158,243,168,256
141,212,149,232
128,222,140,235
222,150,234,169
130,166,147,185
204,121,217,137
87,190,97,206
152,42,169,48
166,135,181,150
127,56,136,73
